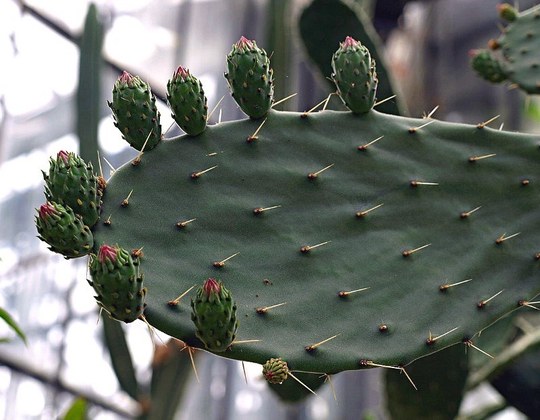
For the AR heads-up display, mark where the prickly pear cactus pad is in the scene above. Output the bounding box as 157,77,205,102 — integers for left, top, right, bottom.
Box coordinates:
91,105,540,374
471,3,540,94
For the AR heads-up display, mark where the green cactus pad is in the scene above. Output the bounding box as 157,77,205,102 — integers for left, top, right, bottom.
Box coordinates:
167,66,208,136
89,244,147,323
43,151,101,228
35,202,93,258
332,36,378,114
225,37,274,119
471,4,540,94
470,49,508,83
90,108,540,374
190,278,238,352
109,71,162,151
497,4,540,93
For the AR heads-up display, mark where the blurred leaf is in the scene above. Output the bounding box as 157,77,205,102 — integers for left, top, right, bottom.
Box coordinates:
77,2,103,167
468,314,515,372
385,345,469,420
489,314,540,418
102,315,139,401
62,397,87,420
0,307,26,345
267,0,293,109
524,98,540,122
456,401,507,420
144,339,193,420
468,314,540,389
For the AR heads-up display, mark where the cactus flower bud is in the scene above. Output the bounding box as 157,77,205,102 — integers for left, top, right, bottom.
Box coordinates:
109,71,162,151
89,244,147,323
191,278,238,352
470,49,508,83
225,36,274,119
262,358,289,384
203,277,221,296
167,66,208,136
331,36,378,114
497,3,518,21
98,244,117,264
35,201,93,258
44,151,101,228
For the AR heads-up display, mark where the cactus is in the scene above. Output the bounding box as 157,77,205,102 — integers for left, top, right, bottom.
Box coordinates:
167,66,208,136
43,151,101,228
332,36,377,114
471,3,540,94
108,71,162,151
88,244,147,323
190,278,238,352
225,36,274,119
35,202,93,258
39,37,540,387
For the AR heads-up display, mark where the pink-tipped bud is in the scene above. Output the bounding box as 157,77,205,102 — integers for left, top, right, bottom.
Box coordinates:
38,202,58,219
203,278,221,296
98,244,117,264
497,3,517,21
341,36,359,49
57,150,70,163
118,71,135,86
235,36,255,51
173,66,191,80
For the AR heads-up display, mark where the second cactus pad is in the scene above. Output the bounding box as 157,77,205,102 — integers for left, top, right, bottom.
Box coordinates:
471,3,540,94
92,109,540,374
